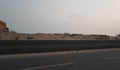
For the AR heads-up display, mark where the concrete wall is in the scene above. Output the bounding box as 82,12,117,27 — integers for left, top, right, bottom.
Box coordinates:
0,40,120,54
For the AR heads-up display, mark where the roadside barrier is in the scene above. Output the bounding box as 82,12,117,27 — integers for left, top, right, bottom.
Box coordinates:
0,40,120,54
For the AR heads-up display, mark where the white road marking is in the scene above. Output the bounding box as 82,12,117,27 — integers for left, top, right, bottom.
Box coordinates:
21,62,74,70
104,56,120,60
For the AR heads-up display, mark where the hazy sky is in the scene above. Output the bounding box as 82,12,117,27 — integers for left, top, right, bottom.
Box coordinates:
0,0,120,35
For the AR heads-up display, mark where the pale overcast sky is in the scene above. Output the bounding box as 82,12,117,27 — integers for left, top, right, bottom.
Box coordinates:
0,0,120,35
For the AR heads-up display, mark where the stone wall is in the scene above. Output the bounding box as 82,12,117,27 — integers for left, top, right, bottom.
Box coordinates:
0,21,6,32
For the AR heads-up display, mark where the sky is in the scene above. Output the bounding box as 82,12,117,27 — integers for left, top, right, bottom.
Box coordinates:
0,0,120,36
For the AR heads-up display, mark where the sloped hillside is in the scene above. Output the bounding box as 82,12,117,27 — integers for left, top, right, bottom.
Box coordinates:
0,32,117,40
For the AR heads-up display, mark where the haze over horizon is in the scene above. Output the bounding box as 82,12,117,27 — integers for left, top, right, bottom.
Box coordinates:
0,0,120,36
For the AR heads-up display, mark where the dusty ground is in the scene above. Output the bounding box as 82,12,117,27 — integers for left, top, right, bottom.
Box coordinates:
0,32,117,40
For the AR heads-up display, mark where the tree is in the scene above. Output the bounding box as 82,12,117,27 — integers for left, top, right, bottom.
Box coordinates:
6,27,9,32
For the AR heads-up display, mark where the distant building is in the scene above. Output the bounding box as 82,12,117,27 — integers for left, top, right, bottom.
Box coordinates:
0,20,6,32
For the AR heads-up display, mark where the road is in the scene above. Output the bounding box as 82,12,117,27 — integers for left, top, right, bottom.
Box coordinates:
0,48,120,70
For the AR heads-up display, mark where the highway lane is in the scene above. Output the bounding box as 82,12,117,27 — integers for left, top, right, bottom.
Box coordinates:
0,48,120,70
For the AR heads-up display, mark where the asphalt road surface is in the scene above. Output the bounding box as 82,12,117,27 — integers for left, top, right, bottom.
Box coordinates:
0,48,120,70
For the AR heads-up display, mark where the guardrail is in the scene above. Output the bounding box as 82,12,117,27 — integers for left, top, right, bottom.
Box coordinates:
0,40,120,54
